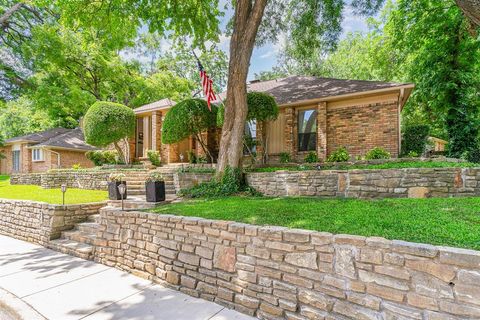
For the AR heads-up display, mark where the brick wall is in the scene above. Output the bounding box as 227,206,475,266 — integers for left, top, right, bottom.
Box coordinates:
0,199,104,245
246,167,479,198
94,208,480,319
327,100,399,158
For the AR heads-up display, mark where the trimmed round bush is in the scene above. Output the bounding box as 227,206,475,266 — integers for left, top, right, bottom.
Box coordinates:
83,101,136,147
246,92,279,122
162,99,217,144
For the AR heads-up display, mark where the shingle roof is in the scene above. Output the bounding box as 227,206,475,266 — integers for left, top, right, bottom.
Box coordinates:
6,128,71,143
133,98,176,114
35,128,97,151
216,76,413,105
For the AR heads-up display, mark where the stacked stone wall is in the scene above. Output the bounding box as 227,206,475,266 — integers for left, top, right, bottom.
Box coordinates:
10,171,113,190
247,168,480,198
0,199,104,245
94,209,480,319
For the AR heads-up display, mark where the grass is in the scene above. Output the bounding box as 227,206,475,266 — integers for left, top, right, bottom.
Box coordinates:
249,160,477,172
0,176,108,204
150,196,480,250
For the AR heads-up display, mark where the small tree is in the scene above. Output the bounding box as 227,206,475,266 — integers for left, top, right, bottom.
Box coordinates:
162,99,218,163
83,101,136,164
218,92,279,164
246,92,279,163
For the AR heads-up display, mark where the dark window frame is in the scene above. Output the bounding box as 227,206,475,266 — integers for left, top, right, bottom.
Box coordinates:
297,109,317,152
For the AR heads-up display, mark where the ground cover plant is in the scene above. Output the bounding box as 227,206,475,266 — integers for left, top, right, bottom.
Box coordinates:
249,160,477,173
150,196,480,250
0,176,107,204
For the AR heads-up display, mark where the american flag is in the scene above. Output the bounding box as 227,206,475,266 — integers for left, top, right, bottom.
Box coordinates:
197,59,217,111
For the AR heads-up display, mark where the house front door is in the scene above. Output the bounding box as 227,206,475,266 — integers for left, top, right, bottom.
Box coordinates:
12,150,20,172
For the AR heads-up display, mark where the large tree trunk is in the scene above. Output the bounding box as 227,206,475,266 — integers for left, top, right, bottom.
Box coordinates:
216,0,268,175
0,2,24,29
456,0,480,28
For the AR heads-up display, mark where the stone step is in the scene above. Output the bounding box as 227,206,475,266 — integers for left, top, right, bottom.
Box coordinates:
77,222,100,234
128,190,146,195
88,214,100,223
62,230,97,246
47,239,94,260
106,200,158,210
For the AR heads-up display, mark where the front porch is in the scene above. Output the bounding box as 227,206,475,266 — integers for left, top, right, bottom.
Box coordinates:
131,98,220,165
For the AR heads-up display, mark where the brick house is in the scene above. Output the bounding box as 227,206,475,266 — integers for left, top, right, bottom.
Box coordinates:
130,76,414,164
0,128,96,174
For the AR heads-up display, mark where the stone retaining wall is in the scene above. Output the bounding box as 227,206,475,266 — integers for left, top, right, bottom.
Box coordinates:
10,171,112,190
0,199,104,245
174,172,215,192
94,208,480,319
247,168,480,198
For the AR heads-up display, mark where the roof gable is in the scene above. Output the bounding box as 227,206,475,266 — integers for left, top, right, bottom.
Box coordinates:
133,98,176,114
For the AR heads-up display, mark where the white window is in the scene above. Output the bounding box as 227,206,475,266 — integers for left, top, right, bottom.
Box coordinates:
32,148,44,161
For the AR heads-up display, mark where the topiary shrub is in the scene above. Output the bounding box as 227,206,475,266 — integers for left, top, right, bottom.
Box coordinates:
147,150,161,166
365,147,391,160
279,152,291,163
401,125,430,156
304,151,319,163
327,147,350,162
246,92,279,122
163,99,217,162
83,101,135,164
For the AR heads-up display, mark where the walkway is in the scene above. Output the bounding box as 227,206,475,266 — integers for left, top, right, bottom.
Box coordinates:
0,235,253,320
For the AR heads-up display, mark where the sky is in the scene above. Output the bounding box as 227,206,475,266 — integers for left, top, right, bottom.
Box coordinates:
215,5,372,80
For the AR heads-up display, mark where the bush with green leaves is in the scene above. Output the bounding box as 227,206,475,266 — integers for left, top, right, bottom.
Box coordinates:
327,147,350,162
304,151,319,163
83,101,135,164
407,150,419,158
279,152,291,163
466,149,480,164
180,166,261,198
147,150,161,166
86,150,119,166
401,125,430,156
365,147,391,160
162,99,217,162
246,92,279,122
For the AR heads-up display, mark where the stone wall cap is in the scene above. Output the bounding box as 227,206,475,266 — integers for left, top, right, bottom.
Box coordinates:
334,234,367,246
392,240,439,257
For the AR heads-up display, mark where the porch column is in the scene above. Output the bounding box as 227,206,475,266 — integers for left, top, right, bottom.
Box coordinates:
159,112,170,164
284,107,295,158
143,116,150,156
151,111,162,152
317,101,328,161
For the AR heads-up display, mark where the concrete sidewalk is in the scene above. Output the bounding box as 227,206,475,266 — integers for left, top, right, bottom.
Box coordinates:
0,235,254,320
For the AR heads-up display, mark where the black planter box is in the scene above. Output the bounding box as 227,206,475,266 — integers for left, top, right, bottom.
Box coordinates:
146,181,166,202
108,181,127,200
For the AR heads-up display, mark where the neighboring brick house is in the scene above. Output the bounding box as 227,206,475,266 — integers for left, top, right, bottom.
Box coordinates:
0,128,96,174
131,76,414,164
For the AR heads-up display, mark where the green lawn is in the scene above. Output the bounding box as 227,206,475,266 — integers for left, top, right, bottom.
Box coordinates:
0,176,107,204
150,196,480,250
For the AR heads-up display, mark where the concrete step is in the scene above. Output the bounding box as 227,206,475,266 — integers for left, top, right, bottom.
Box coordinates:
62,230,97,246
47,239,94,260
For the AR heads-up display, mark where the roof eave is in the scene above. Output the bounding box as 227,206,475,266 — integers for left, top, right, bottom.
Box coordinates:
33,145,97,152
278,84,415,108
